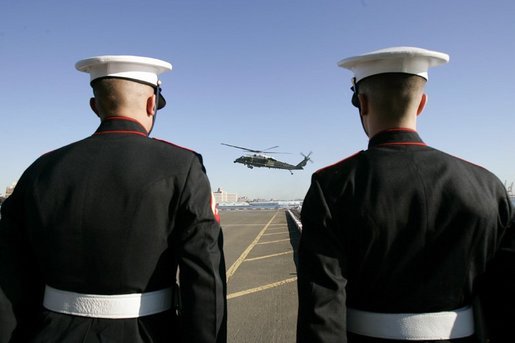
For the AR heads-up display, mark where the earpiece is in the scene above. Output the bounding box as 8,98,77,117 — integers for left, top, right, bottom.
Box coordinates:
351,77,360,109
351,91,360,108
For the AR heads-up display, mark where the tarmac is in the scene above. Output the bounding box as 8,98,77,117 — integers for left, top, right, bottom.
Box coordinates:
221,209,300,343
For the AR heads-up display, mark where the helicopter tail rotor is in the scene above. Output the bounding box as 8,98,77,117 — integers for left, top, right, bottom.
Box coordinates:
301,152,313,163
296,152,313,169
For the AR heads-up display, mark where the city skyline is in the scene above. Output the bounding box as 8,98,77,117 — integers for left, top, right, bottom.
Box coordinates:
0,181,304,202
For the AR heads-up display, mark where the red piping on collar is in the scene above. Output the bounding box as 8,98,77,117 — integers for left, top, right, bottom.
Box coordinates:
103,116,142,124
94,130,148,137
371,128,417,138
382,128,417,133
371,128,425,146
377,141,427,147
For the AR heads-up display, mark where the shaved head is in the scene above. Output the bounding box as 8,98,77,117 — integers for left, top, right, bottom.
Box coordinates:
91,78,155,117
358,73,426,121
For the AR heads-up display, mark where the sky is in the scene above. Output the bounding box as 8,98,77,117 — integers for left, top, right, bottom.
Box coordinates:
1,0,514,200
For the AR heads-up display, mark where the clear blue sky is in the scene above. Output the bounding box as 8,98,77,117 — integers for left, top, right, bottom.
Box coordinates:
1,0,514,200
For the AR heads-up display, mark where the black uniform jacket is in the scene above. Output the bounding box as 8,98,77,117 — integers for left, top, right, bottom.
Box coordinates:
0,117,227,343
297,129,514,343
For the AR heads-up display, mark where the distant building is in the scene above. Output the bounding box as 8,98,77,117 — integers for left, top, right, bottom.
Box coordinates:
213,187,238,203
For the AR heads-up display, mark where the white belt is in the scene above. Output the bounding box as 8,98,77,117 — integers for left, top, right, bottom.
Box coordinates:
43,285,172,319
347,305,474,340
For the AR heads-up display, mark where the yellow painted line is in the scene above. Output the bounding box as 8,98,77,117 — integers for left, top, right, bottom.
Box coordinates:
223,224,262,226
227,277,298,300
245,251,293,262
262,231,289,236
222,223,284,228
226,211,279,281
256,238,291,245
266,226,288,230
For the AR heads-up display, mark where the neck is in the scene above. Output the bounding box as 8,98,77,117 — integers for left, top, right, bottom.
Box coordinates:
101,111,151,133
366,113,417,138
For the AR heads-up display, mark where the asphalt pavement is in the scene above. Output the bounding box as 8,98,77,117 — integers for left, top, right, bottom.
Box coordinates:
221,209,300,343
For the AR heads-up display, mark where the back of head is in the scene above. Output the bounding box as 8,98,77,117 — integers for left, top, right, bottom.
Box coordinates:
358,73,426,120
91,78,154,118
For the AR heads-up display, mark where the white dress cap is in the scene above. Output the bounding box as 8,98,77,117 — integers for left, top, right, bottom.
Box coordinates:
338,47,449,83
75,55,172,86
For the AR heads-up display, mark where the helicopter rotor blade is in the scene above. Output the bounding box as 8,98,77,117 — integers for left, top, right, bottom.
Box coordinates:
261,146,292,154
265,151,292,154
221,143,263,153
221,143,291,154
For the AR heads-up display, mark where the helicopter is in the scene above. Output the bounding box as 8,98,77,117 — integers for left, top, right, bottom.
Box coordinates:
221,143,312,174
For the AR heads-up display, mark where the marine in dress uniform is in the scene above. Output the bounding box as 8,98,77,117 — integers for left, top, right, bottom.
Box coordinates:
296,47,514,342
0,56,227,342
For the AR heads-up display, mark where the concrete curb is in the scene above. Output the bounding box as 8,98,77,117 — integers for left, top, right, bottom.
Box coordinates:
286,209,302,232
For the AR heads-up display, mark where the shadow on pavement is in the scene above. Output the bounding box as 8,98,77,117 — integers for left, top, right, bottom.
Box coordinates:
284,210,301,271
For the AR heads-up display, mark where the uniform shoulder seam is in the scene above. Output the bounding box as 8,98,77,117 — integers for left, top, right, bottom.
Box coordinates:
315,151,363,174
152,138,197,153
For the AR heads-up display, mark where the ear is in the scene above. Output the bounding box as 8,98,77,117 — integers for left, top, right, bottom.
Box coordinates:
358,93,369,115
89,98,100,117
416,93,427,116
146,95,156,116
